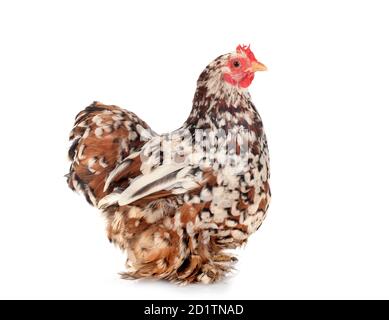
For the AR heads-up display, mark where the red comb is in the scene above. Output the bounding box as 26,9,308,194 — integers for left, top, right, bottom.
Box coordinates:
236,44,257,62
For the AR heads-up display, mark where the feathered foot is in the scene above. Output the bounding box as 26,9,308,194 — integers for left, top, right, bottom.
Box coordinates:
120,252,237,284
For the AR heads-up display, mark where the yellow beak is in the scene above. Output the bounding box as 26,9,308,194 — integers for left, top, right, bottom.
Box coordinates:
252,61,267,72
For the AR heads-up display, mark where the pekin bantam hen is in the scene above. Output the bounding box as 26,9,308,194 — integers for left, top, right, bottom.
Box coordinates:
67,45,270,284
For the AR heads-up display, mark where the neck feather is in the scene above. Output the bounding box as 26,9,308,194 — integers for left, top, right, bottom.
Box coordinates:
184,76,262,136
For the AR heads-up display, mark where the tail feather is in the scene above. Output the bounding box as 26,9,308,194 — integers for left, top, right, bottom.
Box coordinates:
67,101,153,204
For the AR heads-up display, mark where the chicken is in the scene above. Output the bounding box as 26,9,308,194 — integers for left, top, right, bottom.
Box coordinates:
66,45,270,284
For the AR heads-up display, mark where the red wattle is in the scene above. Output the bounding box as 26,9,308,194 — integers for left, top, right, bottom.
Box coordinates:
239,73,254,88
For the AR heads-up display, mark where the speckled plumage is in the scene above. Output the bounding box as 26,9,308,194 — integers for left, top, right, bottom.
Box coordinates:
67,48,270,284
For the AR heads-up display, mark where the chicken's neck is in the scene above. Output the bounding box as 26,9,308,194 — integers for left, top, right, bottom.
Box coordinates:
184,81,263,137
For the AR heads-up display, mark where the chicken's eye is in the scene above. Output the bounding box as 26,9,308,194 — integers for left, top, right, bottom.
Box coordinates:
233,60,241,68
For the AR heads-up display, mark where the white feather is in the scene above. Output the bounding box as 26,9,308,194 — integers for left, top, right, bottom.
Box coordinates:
117,163,189,206
97,192,121,209
176,166,192,179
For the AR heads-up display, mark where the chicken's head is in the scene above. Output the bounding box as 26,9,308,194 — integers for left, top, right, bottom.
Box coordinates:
222,45,267,89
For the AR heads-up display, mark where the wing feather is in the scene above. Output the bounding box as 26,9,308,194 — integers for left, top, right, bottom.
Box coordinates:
98,163,202,208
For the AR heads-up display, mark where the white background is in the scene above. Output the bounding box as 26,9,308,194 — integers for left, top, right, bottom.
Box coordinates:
0,0,388,300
